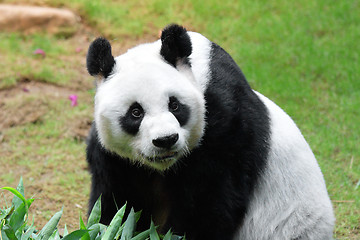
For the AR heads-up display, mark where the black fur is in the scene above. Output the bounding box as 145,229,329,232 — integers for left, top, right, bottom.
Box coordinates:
86,37,115,78
87,33,270,239
160,24,192,67
120,102,145,135
168,96,190,126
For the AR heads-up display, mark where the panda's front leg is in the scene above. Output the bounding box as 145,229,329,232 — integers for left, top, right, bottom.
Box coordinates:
86,125,130,225
167,170,248,240
190,201,246,240
88,175,122,225
194,188,247,239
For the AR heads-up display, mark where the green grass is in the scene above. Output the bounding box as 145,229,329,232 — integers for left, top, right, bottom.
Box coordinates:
0,32,85,88
0,0,358,238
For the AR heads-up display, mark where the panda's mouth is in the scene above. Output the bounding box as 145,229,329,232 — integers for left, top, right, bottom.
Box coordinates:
145,152,178,162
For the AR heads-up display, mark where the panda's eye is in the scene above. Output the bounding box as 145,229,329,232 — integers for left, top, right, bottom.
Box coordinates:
131,108,143,118
168,96,190,126
169,97,179,111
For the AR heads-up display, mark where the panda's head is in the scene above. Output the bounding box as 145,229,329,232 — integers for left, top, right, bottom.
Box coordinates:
86,24,205,171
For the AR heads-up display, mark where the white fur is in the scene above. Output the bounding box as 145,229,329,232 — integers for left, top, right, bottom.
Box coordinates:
235,92,335,239
94,40,206,170
187,32,212,93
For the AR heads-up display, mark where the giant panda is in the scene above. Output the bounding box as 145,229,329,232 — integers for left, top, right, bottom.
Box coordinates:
86,24,335,240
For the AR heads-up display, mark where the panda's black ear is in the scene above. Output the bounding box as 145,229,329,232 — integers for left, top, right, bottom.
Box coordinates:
160,24,192,67
86,37,115,78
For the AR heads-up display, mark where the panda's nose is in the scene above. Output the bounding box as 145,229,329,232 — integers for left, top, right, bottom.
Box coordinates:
152,133,179,149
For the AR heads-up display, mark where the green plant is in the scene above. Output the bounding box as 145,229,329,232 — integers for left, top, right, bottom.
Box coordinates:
1,178,183,240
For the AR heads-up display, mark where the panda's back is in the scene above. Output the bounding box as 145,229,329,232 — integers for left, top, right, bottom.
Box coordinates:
236,92,335,239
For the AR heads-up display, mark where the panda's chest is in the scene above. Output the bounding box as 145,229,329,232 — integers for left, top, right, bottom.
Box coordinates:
149,175,171,231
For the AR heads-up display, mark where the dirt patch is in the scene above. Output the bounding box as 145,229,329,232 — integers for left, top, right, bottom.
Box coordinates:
0,80,82,130
0,97,48,129
68,118,93,141
0,79,79,98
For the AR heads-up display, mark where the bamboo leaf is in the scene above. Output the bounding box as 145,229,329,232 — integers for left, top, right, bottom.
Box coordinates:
134,210,142,223
87,223,100,240
79,214,87,230
3,224,18,240
15,224,25,240
49,229,59,240
120,208,136,240
21,225,36,240
26,198,35,209
9,202,26,231
130,229,150,240
79,213,91,240
64,224,69,236
13,177,25,209
80,232,91,240
1,187,26,207
114,224,124,240
1,230,10,240
163,229,172,240
96,223,107,239
62,230,89,240
171,235,184,240
149,220,159,240
87,196,101,228
36,208,63,240
0,206,14,221
102,203,127,240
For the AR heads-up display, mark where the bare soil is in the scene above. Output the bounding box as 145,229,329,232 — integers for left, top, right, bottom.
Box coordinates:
0,80,75,129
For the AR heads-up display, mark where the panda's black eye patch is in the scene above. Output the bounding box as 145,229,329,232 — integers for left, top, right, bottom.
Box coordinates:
120,102,144,135
168,96,190,126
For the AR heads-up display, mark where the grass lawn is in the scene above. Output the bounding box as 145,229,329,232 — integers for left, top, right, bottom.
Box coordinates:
0,0,359,238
